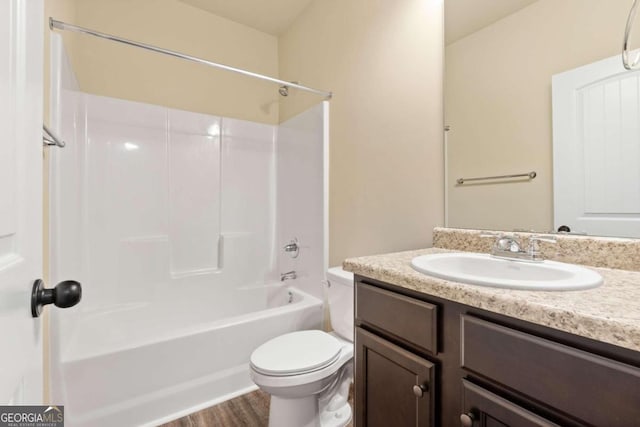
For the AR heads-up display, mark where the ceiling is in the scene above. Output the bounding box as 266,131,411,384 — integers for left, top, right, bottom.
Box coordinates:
445,0,539,45
180,0,539,44
179,0,314,35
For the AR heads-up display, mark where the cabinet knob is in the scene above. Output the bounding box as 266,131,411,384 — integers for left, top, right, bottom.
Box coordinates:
412,384,427,397
460,412,475,427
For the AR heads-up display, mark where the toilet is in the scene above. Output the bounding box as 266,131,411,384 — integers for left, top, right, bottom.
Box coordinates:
249,267,354,427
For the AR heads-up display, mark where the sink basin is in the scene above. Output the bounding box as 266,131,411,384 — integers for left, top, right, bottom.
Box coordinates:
410,253,603,291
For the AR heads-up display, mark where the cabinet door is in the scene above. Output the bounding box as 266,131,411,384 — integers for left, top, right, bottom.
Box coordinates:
355,327,435,427
461,380,559,427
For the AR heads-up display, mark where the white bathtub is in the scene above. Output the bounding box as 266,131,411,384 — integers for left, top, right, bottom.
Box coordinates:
52,285,323,427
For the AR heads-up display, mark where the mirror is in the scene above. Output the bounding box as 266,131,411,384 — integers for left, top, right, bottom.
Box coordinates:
445,0,640,238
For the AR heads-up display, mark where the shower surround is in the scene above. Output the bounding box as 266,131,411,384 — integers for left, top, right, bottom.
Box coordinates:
48,35,328,426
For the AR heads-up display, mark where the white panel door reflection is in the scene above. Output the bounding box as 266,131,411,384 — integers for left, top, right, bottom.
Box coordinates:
553,53,640,237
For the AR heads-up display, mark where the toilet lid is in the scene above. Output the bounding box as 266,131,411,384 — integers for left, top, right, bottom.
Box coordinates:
250,330,342,376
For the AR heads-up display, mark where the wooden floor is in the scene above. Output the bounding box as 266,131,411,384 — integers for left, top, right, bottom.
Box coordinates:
160,388,354,427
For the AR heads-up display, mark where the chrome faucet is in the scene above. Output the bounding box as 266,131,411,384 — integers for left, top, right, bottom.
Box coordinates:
481,233,556,262
281,271,297,281
494,235,522,253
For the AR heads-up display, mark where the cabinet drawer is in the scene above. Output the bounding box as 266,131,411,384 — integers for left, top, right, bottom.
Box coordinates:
356,282,438,354
462,380,559,427
461,315,640,427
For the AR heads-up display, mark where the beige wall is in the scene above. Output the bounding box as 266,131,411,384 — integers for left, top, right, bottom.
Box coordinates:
65,0,280,124
279,0,445,266
446,0,640,232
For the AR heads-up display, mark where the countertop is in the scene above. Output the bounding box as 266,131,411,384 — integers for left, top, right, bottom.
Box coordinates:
343,247,640,353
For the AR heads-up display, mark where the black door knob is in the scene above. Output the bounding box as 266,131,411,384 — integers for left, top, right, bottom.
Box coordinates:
31,279,82,318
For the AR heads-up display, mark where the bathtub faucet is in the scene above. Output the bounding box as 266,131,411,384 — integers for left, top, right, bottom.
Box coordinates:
281,271,297,281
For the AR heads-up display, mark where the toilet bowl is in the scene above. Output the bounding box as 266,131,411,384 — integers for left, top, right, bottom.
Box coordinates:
249,267,354,427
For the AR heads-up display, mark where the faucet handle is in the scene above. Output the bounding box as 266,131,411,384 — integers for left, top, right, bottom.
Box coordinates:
480,232,521,252
498,236,521,252
283,238,299,258
527,235,557,259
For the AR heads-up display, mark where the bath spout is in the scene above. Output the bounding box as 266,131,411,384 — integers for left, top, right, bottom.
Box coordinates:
281,271,297,281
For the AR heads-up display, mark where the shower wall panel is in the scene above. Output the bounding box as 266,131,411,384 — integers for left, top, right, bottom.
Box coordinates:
168,109,222,277
220,118,278,287
52,93,280,309
276,102,329,300
50,91,282,425
84,95,170,309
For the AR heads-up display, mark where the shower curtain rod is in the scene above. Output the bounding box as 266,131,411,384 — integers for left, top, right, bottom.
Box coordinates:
49,18,333,100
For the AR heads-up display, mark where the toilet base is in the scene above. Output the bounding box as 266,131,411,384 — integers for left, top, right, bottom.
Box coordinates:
268,395,316,427
268,395,351,427
319,400,351,427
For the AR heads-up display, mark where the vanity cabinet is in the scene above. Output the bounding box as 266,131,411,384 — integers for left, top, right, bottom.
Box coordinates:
354,275,640,427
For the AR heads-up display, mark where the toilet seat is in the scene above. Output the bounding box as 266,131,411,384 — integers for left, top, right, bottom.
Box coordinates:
250,330,343,376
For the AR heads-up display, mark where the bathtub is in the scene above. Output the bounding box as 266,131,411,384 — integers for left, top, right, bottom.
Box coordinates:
51,285,323,427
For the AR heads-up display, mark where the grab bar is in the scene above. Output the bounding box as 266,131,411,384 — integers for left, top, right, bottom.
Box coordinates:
456,171,536,185
43,124,66,148
623,0,640,70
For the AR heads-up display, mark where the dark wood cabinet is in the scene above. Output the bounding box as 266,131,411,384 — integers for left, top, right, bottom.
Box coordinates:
355,327,435,427
461,380,559,427
356,282,438,355
354,275,640,427
461,315,640,426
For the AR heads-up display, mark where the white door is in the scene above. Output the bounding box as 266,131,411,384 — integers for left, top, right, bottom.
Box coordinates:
553,53,640,237
0,0,44,404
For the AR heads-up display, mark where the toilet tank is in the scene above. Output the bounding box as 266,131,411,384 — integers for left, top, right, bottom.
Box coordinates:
326,267,354,342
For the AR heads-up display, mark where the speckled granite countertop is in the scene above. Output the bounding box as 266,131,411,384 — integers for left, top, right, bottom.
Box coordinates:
343,248,640,353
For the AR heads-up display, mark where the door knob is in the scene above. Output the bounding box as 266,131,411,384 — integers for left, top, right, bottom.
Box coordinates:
31,279,82,318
